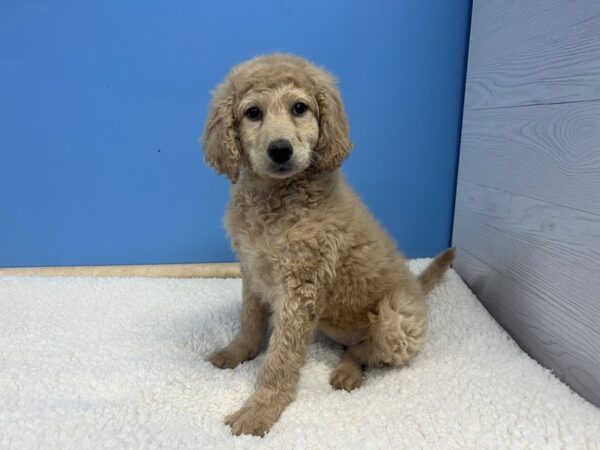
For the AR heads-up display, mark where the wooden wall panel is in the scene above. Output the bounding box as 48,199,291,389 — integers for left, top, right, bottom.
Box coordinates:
453,0,600,406
464,0,600,110
460,102,600,215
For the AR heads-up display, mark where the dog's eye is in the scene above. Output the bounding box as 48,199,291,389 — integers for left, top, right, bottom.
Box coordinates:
245,107,262,121
292,102,307,117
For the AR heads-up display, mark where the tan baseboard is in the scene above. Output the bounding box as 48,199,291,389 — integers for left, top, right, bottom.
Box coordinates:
0,263,241,278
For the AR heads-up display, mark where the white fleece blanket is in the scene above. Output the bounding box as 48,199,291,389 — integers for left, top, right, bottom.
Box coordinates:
1,260,599,449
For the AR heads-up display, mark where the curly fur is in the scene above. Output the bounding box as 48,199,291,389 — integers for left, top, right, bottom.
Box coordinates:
202,53,455,437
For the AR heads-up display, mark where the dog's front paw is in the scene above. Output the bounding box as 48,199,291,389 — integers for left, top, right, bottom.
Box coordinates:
225,404,274,437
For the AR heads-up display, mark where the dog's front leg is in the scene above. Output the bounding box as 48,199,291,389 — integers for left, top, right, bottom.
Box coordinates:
210,281,270,369
225,286,319,437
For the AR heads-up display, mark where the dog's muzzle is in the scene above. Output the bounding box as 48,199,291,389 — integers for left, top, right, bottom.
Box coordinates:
267,139,293,164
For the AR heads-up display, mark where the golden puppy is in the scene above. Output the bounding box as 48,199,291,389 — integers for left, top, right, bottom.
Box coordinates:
202,53,454,436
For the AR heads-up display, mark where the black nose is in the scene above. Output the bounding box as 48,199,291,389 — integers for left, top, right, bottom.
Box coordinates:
267,139,293,164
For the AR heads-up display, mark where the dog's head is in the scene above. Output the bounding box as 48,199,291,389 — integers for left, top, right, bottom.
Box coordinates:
202,54,351,183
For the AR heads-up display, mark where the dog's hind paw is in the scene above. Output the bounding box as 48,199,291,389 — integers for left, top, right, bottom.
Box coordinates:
209,347,245,369
330,364,363,392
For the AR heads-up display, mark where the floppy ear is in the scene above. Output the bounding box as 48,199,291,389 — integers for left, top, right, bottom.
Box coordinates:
313,72,352,172
201,83,241,183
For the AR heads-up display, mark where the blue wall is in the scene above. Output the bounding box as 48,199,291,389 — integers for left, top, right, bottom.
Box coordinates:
0,1,471,266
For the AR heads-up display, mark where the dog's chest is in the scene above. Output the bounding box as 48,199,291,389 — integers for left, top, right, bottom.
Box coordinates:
226,193,296,303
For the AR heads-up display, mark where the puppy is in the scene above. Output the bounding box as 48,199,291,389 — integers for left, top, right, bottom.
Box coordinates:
202,54,454,436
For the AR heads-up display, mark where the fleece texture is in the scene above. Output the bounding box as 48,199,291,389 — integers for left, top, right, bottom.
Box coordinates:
1,259,598,449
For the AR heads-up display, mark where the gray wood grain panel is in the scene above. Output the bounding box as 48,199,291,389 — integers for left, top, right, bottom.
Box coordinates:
464,0,600,110
459,100,600,215
455,0,600,408
453,180,600,330
453,247,600,406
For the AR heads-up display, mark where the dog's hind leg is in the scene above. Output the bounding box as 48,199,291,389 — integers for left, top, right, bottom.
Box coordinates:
349,286,428,368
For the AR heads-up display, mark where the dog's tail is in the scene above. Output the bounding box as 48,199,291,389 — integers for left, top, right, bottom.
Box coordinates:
417,247,456,294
